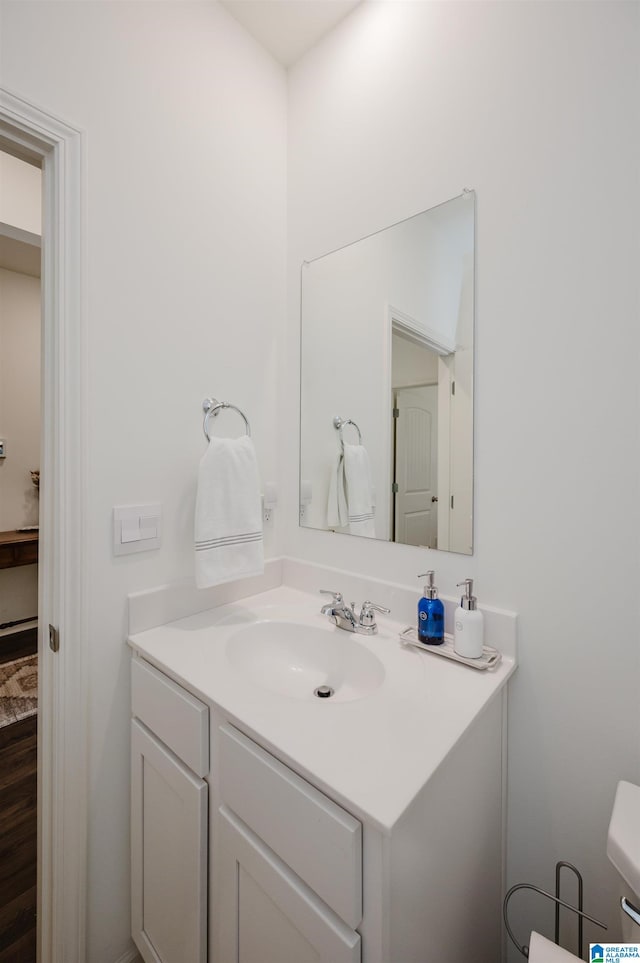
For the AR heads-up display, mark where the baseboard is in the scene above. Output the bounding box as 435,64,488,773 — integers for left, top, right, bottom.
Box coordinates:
0,624,38,664
113,947,142,963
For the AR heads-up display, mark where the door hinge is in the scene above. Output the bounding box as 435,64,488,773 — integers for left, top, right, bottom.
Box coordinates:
451,381,456,396
450,495,455,510
392,483,399,494
392,407,399,418
49,624,60,653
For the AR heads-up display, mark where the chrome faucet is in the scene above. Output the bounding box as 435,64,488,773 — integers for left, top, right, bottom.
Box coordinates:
320,590,343,617
319,591,390,635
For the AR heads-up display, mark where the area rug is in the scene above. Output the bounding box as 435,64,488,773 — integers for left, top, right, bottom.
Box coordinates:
0,654,37,728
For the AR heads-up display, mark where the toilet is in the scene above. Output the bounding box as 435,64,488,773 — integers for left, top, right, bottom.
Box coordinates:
607,781,640,944
528,780,640,962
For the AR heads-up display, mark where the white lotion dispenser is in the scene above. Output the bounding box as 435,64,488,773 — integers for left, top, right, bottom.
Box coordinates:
453,579,484,659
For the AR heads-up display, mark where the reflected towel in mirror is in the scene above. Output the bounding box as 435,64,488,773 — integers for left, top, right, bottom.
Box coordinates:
327,444,375,538
327,454,348,529
195,435,264,588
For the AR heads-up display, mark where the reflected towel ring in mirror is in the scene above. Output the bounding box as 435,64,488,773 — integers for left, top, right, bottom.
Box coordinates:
333,415,362,450
202,398,251,441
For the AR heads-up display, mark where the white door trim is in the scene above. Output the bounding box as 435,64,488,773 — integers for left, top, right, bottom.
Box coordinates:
0,87,87,963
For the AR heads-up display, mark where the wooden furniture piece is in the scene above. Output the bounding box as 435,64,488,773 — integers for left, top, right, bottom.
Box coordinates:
0,531,39,570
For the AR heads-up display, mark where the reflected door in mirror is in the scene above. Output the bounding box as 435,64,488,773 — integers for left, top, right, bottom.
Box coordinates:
394,386,437,548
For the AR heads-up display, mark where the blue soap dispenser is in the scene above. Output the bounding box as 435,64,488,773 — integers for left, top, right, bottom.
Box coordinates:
417,571,445,645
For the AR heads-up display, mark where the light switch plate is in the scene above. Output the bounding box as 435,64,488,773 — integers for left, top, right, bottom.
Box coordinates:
113,503,162,555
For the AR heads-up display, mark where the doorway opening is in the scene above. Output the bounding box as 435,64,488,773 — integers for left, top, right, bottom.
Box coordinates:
0,88,87,963
0,147,42,959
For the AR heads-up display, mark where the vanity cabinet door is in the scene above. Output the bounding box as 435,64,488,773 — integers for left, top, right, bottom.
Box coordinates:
219,723,362,928
131,720,208,963
217,806,361,963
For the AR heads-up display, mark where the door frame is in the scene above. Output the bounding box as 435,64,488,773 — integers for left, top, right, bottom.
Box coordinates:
0,88,87,962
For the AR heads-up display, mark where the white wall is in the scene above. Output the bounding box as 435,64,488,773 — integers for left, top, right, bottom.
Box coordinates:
2,2,639,959
449,254,473,554
0,150,41,233
391,335,438,388
0,268,41,531
1,2,286,960
286,1,640,954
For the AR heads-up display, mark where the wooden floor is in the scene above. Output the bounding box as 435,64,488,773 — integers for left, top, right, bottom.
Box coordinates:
0,629,37,963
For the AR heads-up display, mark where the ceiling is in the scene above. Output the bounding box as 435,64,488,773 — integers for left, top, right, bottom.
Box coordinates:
219,0,363,67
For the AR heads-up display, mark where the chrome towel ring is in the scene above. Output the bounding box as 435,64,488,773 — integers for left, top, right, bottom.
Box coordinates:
202,398,251,441
333,415,362,451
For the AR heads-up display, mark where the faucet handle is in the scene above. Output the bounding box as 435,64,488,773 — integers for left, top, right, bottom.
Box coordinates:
319,590,343,604
319,590,343,616
359,600,391,626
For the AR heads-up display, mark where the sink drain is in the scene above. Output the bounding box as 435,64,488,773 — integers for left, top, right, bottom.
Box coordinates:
314,685,335,699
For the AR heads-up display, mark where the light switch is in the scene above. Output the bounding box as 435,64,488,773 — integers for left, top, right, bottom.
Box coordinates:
139,518,157,540
120,516,142,543
113,504,162,555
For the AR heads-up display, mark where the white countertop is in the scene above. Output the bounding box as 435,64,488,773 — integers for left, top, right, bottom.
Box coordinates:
128,584,516,833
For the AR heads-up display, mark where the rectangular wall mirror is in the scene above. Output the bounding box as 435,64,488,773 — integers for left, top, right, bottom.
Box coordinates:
299,190,475,555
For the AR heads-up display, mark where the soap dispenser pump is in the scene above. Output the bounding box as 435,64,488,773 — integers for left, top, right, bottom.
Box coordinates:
453,579,484,659
417,571,445,645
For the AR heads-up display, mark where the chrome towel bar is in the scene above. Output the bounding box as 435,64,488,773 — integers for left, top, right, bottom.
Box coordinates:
503,861,606,959
202,398,251,441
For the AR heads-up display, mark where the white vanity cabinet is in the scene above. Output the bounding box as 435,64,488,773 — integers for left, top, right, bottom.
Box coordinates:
130,658,209,963
217,808,361,963
130,651,506,963
208,702,504,963
213,723,362,963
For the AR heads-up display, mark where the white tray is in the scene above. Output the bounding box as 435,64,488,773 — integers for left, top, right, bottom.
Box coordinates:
399,626,502,671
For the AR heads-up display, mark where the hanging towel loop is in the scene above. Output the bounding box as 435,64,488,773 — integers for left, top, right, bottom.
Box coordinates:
333,415,362,452
203,398,251,441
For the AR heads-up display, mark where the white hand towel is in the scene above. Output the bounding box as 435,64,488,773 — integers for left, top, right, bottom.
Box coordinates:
327,453,348,529
194,435,264,589
528,933,582,963
343,443,376,538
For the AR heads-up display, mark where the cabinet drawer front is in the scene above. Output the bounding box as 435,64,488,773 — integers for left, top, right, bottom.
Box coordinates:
218,806,360,963
131,658,209,776
219,724,362,929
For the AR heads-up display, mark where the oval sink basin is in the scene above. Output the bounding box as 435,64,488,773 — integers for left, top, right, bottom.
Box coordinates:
226,620,385,702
